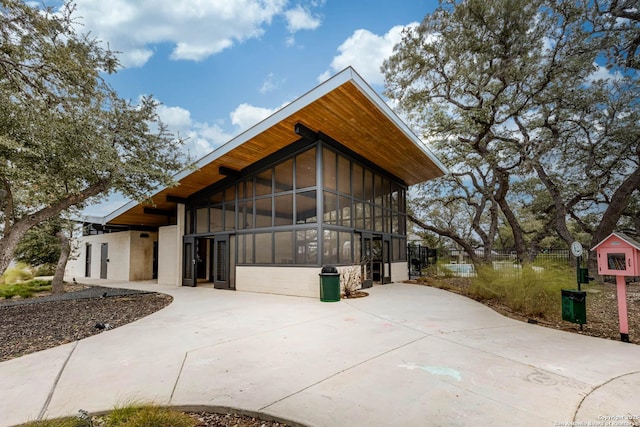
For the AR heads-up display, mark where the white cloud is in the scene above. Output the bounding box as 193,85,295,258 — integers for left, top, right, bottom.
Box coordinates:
230,102,286,131
284,4,321,32
320,23,418,85
68,0,322,67
259,72,284,94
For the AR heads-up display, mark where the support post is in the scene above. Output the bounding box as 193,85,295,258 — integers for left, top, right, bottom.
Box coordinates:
616,275,630,343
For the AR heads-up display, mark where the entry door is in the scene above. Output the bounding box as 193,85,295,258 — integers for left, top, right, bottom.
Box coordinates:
212,235,231,289
183,236,197,287
361,233,373,288
382,237,391,284
100,243,108,279
85,244,92,277
152,242,158,280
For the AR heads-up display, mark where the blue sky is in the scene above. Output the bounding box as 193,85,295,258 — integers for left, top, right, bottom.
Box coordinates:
57,0,439,215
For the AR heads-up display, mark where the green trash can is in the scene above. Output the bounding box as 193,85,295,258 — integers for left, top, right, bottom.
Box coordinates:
319,265,341,302
561,289,586,325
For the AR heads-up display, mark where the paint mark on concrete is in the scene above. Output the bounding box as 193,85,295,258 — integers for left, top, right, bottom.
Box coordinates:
398,362,462,381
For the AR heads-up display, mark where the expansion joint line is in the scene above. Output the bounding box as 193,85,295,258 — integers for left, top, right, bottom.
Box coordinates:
572,369,640,422
170,352,189,402
38,341,79,420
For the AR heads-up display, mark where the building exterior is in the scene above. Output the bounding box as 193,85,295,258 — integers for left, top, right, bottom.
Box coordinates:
67,67,446,297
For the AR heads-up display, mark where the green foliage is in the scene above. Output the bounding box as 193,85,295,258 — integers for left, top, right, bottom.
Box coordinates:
1,263,33,284
384,0,640,260
0,279,52,299
19,405,195,427
33,263,57,277
0,0,185,276
104,404,195,427
19,418,87,427
469,265,574,318
15,223,62,267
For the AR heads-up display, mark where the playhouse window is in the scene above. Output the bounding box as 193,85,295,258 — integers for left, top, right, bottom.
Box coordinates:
607,253,627,271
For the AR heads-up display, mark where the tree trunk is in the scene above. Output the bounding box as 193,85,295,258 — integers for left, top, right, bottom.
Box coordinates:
0,179,109,276
52,231,70,294
588,165,640,272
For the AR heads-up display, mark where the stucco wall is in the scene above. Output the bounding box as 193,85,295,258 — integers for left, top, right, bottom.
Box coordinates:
391,261,408,283
236,266,321,298
158,225,178,285
66,232,131,281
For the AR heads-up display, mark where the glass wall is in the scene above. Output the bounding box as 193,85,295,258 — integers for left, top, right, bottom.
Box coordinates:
185,139,407,266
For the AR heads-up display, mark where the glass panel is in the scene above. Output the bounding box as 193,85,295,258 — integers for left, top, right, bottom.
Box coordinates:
353,163,364,200
296,190,317,224
337,155,350,195
364,203,372,230
323,191,338,225
382,178,391,208
323,148,337,190
255,168,272,196
274,231,294,264
399,238,407,260
210,205,224,232
374,206,383,232
399,214,406,235
224,204,235,231
354,202,364,229
296,229,318,264
255,233,272,264
340,231,352,264
243,178,253,199
274,158,294,193
238,201,253,230
255,197,272,228
239,234,254,264
224,185,236,203
184,242,192,279
296,147,316,189
399,189,406,213
392,212,399,234
393,237,401,262
354,234,362,264
196,208,208,233
385,209,392,233
391,183,400,212
322,229,338,265
364,169,374,203
216,240,227,281
274,194,293,226
374,174,383,206
339,195,352,227
210,191,224,204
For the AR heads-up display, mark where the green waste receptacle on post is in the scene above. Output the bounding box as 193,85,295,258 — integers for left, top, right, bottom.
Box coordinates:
561,289,586,325
319,265,341,302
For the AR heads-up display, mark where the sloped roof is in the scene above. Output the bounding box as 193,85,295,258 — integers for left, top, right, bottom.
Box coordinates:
97,67,447,227
591,232,640,251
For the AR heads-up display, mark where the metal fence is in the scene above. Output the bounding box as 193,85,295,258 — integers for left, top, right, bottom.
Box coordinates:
409,246,571,278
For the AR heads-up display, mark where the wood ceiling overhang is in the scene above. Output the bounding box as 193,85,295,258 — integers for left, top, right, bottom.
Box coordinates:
99,68,447,228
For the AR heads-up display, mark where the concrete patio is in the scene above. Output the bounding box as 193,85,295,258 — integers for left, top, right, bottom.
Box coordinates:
1,282,639,427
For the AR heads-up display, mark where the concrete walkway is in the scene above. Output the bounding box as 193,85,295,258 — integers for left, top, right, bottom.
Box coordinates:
1,282,639,427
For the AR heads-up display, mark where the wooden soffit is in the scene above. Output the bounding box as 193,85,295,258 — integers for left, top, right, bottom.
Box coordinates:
101,67,446,227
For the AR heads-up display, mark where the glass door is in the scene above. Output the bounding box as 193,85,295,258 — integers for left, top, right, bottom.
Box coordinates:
183,236,196,287
361,233,373,288
213,234,231,289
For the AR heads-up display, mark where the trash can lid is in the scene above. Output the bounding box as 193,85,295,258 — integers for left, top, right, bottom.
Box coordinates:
321,265,338,274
